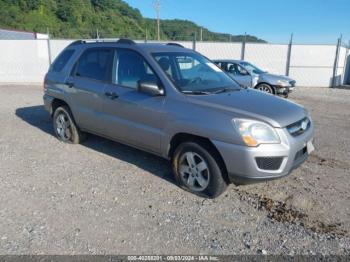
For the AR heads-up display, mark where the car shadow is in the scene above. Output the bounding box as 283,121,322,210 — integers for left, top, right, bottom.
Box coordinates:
15,105,175,185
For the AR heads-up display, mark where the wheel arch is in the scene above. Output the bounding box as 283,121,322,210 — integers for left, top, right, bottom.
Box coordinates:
168,133,230,183
51,98,70,116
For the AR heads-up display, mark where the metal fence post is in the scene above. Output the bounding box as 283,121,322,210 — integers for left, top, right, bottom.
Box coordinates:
46,36,52,66
241,33,246,60
285,34,293,76
192,32,197,51
341,40,349,85
331,35,342,88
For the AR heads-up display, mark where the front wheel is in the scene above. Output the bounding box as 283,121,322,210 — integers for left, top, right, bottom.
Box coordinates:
255,83,274,94
172,141,228,198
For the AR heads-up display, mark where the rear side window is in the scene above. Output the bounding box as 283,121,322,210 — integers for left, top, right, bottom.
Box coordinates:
75,49,113,82
51,49,75,72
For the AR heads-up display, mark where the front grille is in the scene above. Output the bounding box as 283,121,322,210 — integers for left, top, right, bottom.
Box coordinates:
287,117,311,136
256,157,283,171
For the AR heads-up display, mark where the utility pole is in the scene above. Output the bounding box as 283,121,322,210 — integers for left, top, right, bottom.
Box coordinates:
200,28,203,41
154,0,161,41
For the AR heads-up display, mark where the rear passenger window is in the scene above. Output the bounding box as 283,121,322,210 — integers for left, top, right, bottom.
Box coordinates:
51,49,74,72
75,49,113,82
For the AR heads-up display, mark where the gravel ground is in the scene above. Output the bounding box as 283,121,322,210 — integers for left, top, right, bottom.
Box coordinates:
0,85,349,255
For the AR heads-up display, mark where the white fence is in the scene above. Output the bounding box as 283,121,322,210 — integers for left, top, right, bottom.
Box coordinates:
0,39,348,87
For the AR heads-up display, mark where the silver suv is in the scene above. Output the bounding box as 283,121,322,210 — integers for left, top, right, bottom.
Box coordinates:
43,39,314,198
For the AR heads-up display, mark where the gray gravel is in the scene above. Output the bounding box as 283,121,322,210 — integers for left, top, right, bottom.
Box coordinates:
0,85,349,255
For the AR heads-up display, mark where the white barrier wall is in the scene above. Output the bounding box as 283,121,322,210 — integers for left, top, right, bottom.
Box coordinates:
0,40,50,83
244,43,288,75
0,39,348,87
196,42,241,59
288,45,335,87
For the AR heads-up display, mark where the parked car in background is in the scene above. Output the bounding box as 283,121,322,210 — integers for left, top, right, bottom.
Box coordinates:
43,39,314,198
213,60,296,98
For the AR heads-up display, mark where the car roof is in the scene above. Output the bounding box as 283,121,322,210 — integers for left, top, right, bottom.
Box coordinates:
213,59,244,63
68,39,192,53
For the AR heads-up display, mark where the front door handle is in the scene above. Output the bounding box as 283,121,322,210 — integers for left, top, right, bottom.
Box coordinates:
105,92,119,100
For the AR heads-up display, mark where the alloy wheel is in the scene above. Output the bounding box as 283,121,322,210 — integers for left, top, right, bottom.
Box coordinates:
257,84,273,94
55,112,72,142
178,151,210,191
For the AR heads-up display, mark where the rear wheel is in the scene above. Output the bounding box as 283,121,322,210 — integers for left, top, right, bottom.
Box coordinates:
53,106,85,144
256,83,274,94
172,141,228,198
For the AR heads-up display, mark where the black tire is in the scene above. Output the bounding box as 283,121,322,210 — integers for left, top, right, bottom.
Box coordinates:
172,141,228,198
53,105,85,144
255,83,275,94
283,93,289,98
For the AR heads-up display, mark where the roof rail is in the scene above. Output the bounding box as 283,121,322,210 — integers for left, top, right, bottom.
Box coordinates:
116,38,135,45
68,40,85,47
67,38,136,47
166,43,184,48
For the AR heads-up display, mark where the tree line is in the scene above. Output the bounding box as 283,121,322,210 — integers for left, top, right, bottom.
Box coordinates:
0,0,265,42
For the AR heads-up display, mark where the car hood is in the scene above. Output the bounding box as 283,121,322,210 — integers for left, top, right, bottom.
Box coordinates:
187,89,306,128
259,73,294,82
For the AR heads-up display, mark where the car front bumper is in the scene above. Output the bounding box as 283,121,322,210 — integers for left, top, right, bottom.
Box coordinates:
212,123,314,184
274,81,296,95
274,85,294,95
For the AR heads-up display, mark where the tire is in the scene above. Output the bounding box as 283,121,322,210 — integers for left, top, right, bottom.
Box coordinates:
53,105,85,144
283,93,289,98
255,83,274,94
172,141,228,198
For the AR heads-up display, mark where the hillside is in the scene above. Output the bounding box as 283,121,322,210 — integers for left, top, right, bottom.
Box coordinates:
0,0,265,42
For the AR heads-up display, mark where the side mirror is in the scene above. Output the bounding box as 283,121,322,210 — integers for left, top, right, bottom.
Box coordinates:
138,81,164,96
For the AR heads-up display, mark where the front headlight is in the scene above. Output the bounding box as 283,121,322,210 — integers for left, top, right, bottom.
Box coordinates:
276,80,290,87
234,119,280,147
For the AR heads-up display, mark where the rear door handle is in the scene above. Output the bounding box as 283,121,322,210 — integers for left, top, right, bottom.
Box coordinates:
65,81,74,88
105,92,119,100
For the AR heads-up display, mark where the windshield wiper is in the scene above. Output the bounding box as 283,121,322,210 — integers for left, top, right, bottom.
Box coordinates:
213,88,240,94
182,90,212,95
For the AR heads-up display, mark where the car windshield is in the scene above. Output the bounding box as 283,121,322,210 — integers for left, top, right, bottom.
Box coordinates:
152,52,240,94
240,61,265,75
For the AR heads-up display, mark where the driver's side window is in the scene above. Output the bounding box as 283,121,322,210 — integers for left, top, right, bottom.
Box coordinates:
227,63,238,75
236,64,249,75
228,63,248,76
114,49,158,89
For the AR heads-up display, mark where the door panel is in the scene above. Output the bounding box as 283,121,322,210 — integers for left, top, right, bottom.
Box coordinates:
68,48,114,134
103,84,165,153
101,48,166,154
68,77,106,133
